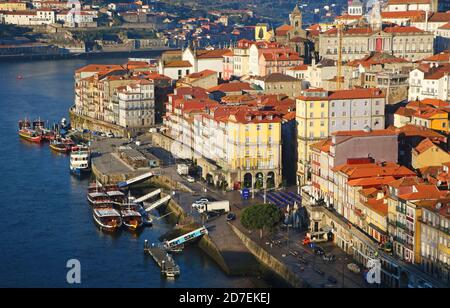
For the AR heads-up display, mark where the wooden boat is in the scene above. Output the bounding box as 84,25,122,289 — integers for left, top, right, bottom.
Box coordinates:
106,190,126,205
18,128,42,143
120,209,143,231
49,141,71,153
87,192,112,206
92,207,122,232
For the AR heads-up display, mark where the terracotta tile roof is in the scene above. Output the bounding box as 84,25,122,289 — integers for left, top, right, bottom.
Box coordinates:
421,52,450,63
328,88,385,100
395,107,416,117
388,176,423,188
196,49,232,59
260,73,299,82
428,12,450,23
439,22,450,30
387,124,446,141
336,14,363,20
364,198,388,216
207,82,253,93
164,60,192,68
261,51,302,61
383,26,424,33
349,176,397,187
398,184,441,201
334,162,415,180
381,10,426,20
332,129,397,138
287,64,309,71
324,27,373,36
310,138,332,153
346,52,408,68
414,138,439,154
423,63,450,80
75,64,124,74
275,24,294,36
186,69,216,79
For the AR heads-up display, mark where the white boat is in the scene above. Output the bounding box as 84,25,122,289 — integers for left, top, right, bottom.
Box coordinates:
93,207,122,232
70,146,90,177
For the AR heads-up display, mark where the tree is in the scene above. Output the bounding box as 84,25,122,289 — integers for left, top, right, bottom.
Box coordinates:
240,203,282,238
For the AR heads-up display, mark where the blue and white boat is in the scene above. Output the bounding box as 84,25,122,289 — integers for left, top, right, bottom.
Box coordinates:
70,145,91,177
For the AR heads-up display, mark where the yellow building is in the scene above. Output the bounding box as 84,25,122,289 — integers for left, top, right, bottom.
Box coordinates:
0,1,28,11
296,89,329,180
386,178,442,264
254,23,273,42
296,88,386,185
412,108,450,134
411,138,450,169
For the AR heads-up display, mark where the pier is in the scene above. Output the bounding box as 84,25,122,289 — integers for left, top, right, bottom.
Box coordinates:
144,240,180,278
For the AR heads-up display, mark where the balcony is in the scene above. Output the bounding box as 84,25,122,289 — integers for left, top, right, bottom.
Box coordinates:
396,206,406,214
396,221,407,230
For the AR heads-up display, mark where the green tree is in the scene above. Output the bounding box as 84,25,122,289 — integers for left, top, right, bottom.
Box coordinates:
240,203,282,238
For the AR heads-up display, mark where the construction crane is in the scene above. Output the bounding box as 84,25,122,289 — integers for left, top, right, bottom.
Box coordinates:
336,22,344,91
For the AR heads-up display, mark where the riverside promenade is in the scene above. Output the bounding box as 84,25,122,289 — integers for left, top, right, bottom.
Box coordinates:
89,134,370,287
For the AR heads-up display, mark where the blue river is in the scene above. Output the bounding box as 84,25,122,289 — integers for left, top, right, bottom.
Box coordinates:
0,57,257,288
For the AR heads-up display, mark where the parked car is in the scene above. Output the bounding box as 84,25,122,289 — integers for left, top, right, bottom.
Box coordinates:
186,176,195,183
226,212,236,221
106,132,114,138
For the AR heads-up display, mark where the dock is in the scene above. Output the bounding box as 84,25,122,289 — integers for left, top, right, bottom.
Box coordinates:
144,240,180,278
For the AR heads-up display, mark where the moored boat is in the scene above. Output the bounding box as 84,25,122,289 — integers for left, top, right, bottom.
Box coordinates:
70,146,90,177
87,192,111,206
49,140,71,153
18,120,42,143
120,209,143,231
92,207,122,232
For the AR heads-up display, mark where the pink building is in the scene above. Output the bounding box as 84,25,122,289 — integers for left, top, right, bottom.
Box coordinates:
258,50,303,76
222,50,234,80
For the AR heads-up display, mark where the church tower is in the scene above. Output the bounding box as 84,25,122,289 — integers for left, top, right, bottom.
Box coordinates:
289,4,303,34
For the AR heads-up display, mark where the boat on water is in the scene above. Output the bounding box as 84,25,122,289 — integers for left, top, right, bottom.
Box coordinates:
49,140,71,153
70,146,90,177
106,190,126,205
92,207,122,232
87,191,112,206
121,208,143,231
18,120,42,143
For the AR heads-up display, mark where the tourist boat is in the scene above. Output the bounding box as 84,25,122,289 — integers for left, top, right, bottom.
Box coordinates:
92,207,122,232
87,192,112,206
120,209,143,231
49,140,71,153
106,190,126,206
70,146,90,177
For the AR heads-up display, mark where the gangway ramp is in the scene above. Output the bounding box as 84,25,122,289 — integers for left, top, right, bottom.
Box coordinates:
134,189,162,203
164,226,208,249
117,171,154,188
144,195,171,212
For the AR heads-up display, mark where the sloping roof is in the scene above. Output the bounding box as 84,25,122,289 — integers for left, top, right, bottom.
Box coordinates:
196,49,231,59
207,82,253,93
414,138,440,154
261,73,299,83
186,69,216,79
310,138,332,153
388,0,432,4
164,60,192,68
328,88,385,100
383,26,424,33
381,10,426,21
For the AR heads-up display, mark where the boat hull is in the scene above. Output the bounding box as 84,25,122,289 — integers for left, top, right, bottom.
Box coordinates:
70,166,91,177
50,143,70,153
19,131,42,143
92,213,122,232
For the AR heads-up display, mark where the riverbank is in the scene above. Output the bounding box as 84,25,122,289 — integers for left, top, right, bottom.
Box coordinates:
0,47,173,62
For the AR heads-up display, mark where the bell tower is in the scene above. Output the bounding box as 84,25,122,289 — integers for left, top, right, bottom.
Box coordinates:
289,4,303,33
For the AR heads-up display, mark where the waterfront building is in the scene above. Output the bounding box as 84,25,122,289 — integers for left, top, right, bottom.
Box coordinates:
162,92,295,190
296,88,386,185
1,9,55,25
386,178,442,264
419,199,450,284
115,80,155,130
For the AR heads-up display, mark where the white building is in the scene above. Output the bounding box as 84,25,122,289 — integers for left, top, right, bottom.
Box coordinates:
2,9,55,25
385,0,438,13
435,22,450,53
408,63,450,101
348,0,363,16
116,80,155,129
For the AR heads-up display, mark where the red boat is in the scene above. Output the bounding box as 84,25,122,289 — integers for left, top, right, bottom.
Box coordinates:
19,128,42,143
18,120,42,143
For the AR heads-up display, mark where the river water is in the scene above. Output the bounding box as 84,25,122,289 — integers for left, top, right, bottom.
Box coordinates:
0,57,257,287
